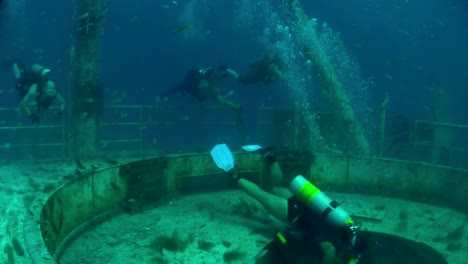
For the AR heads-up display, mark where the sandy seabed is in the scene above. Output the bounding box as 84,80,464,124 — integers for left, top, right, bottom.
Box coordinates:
61,191,467,264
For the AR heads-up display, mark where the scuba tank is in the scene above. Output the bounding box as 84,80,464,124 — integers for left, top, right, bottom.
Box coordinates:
288,175,365,262
289,175,354,228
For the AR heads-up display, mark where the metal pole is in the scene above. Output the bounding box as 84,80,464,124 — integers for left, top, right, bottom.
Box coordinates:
378,93,389,157
70,0,107,160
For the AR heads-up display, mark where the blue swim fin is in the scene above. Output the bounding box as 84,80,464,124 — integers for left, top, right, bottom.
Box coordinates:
210,144,235,172
242,144,274,154
242,144,263,152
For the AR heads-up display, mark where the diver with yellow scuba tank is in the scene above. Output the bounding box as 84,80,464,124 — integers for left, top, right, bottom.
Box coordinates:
210,144,368,264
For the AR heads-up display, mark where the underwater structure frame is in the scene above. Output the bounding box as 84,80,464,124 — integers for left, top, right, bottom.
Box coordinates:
1,104,467,167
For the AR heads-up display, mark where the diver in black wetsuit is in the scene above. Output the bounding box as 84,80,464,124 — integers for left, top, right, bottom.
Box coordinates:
238,53,284,86
10,59,65,123
160,65,240,110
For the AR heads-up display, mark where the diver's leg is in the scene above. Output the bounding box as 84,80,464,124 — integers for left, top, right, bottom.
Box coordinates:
236,178,288,222
261,148,292,198
215,94,240,109
263,150,283,187
12,61,25,89
319,242,336,264
12,63,22,79
243,145,289,196
20,84,40,122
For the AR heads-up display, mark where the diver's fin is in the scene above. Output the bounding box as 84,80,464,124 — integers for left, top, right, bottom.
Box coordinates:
242,145,263,152
242,145,274,154
210,144,235,172
223,90,234,98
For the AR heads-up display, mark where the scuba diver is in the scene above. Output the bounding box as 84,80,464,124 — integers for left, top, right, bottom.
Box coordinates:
238,53,284,86
160,65,241,110
211,144,368,264
10,59,65,123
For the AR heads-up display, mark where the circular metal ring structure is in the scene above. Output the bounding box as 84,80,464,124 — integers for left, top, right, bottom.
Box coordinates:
24,151,467,263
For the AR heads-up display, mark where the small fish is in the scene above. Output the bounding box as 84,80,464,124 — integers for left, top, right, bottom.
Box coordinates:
161,5,170,9
180,115,190,121
111,98,122,104
415,66,424,71
79,12,90,20
384,74,393,80
434,19,446,28
99,141,109,149
80,112,88,120
0,143,12,150
334,41,344,46
33,48,44,54
129,16,139,24
173,24,192,34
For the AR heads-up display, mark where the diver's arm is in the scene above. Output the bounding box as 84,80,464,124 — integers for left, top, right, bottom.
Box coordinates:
53,93,66,111
47,92,66,119
269,64,284,80
215,95,239,109
225,68,239,80
160,85,181,99
12,62,22,80
20,84,38,117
